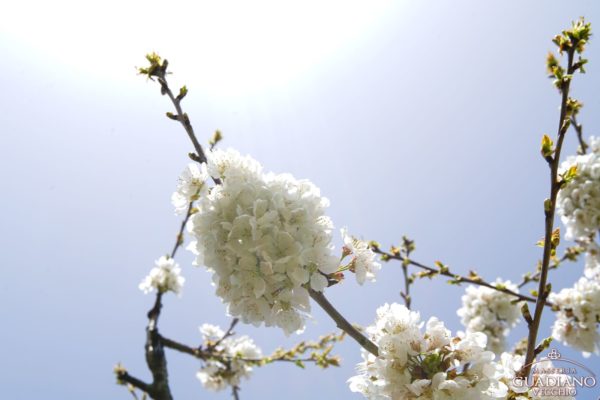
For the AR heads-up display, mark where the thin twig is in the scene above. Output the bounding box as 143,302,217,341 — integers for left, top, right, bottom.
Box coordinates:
373,248,547,306
208,318,239,352
128,387,140,400
117,371,152,394
170,200,195,259
401,263,411,309
160,334,332,364
158,77,208,165
521,48,576,378
517,253,572,289
155,74,221,185
308,289,379,356
571,115,588,155
232,385,240,400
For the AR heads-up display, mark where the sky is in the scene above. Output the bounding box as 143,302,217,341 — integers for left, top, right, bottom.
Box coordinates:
1,0,600,399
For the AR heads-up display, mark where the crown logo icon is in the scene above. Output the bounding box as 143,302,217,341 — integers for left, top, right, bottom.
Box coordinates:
547,349,561,360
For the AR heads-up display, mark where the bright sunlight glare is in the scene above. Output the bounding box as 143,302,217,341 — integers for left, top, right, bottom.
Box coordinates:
2,0,395,97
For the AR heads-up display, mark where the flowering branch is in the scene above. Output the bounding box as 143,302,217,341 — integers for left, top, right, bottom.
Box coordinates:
159,331,343,367
521,19,591,377
116,55,224,400
115,198,197,398
140,55,380,359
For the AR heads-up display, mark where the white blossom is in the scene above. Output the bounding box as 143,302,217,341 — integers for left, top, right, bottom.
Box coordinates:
188,149,338,335
139,255,185,295
584,241,600,280
171,163,209,214
196,323,262,391
457,280,522,354
348,303,504,400
557,136,600,241
341,228,381,285
549,275,600,356
494,352,528,395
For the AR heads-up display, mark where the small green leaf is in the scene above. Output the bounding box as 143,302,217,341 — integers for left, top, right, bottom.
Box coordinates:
177,85,188,101
544,198,552,213
561,165,578,184
541,134,554,158
534,337,554,356
521,303,533,325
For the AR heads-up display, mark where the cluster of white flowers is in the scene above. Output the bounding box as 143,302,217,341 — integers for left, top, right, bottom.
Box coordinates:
341,228,381,285
188,149,339,335
552,135,600,357
549,275,600,356
196,323,262,391
457,280,522,354
348,303,508,399
139,255,185,295
557,136,600,241
348,303,577,400
171,163,209,214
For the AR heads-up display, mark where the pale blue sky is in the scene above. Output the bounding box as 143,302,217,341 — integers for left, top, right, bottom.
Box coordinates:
1,1,600,399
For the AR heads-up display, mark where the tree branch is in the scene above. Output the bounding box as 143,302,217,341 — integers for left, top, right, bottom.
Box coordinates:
159,334,339,365
158,76,208,165
373,248,546,306
170,201,195,259
232,385,240,400
571,115,588,155
207,318,239,352
116,293,173,400
116,370,152,394
308,289,379,356
521,47,576,378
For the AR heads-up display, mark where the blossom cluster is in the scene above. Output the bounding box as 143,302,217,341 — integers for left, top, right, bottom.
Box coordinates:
196,324,262,391
552,137,600,356
557,136,600,241
341,228,381,285
139,255,185,295
188,149,339,335
549,273,600,356
348,303,574,400
349,303,507,399
457,280,522,354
